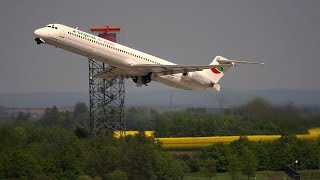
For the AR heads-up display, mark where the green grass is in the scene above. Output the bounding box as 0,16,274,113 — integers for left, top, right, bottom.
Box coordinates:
184,171,290,180
184,171,228,180
299,170,320,180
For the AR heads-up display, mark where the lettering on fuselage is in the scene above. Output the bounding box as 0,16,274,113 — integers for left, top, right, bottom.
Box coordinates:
77,31,96,40
76,30,115,47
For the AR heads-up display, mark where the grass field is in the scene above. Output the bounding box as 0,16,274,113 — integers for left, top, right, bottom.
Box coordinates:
114,129,320,150
184,171,291,180
299,170,320,180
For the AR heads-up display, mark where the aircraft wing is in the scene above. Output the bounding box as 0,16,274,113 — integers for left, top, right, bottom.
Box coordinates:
92,67,139,78
94,64,233,79
93,60,263,78
130,64,233,75
131,59,263,75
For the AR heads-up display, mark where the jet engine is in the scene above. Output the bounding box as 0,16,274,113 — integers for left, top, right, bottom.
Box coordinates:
131,73,152,87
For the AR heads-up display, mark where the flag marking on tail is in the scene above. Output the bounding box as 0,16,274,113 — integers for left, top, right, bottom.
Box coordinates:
211,67,224,74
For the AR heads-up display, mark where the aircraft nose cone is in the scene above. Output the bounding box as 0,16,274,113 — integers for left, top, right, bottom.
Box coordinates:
34,28,45,37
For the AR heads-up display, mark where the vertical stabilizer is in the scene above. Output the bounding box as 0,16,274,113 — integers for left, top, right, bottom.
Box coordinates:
198,56,230,84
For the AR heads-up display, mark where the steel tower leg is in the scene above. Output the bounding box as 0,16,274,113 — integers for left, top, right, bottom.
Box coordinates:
89,59,126,137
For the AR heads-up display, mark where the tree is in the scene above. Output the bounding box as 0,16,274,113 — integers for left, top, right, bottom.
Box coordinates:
75,127,89,138
105,170,127,180
200,158,216,179
126,107,154,130
73,102,89,129
73,102,88,116
76,175,95,180
227,154,241,180
253,141,271,170
0,150,43,179
124,132,157,179
0,123,189,179
82,136,121,178
28,127,83,179
268,135,296,170
186,157,201,172
154,152,186,179
121,132,186,179
242,97,272,118
239,147,257,180
201,143,232,172
15,112,31,122
37,106,60,127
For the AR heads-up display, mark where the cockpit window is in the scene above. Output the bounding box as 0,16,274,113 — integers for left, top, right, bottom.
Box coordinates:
45,24,58,29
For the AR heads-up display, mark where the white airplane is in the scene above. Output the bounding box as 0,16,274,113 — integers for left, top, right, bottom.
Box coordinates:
34,24,263,91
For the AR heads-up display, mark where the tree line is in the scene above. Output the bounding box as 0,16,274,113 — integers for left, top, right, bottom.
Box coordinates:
10,98,320,137
184,135,320,179
0,122,319,179
126,98,320,137
1,98,320,179
0,124,186,179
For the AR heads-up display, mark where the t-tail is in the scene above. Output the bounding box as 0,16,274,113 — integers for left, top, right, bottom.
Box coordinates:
198,55,263,91
198,56,231,91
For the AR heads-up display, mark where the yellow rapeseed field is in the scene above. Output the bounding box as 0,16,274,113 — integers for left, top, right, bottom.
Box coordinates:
114,128,320,150
297,128,320,139
114,131,154,138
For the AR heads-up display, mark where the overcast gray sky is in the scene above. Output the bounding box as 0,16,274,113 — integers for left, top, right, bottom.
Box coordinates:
0,0,319,93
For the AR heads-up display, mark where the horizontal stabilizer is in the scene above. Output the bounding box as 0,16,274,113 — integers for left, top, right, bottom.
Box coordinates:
217,59,264,65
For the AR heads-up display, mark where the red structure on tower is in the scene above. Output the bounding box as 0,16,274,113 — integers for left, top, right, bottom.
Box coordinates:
90,26,121,42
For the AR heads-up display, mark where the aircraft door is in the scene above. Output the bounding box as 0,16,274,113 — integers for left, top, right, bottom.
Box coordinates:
59,26,65,38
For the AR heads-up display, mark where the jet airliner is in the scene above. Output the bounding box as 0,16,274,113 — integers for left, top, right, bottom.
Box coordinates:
34,24,263,91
